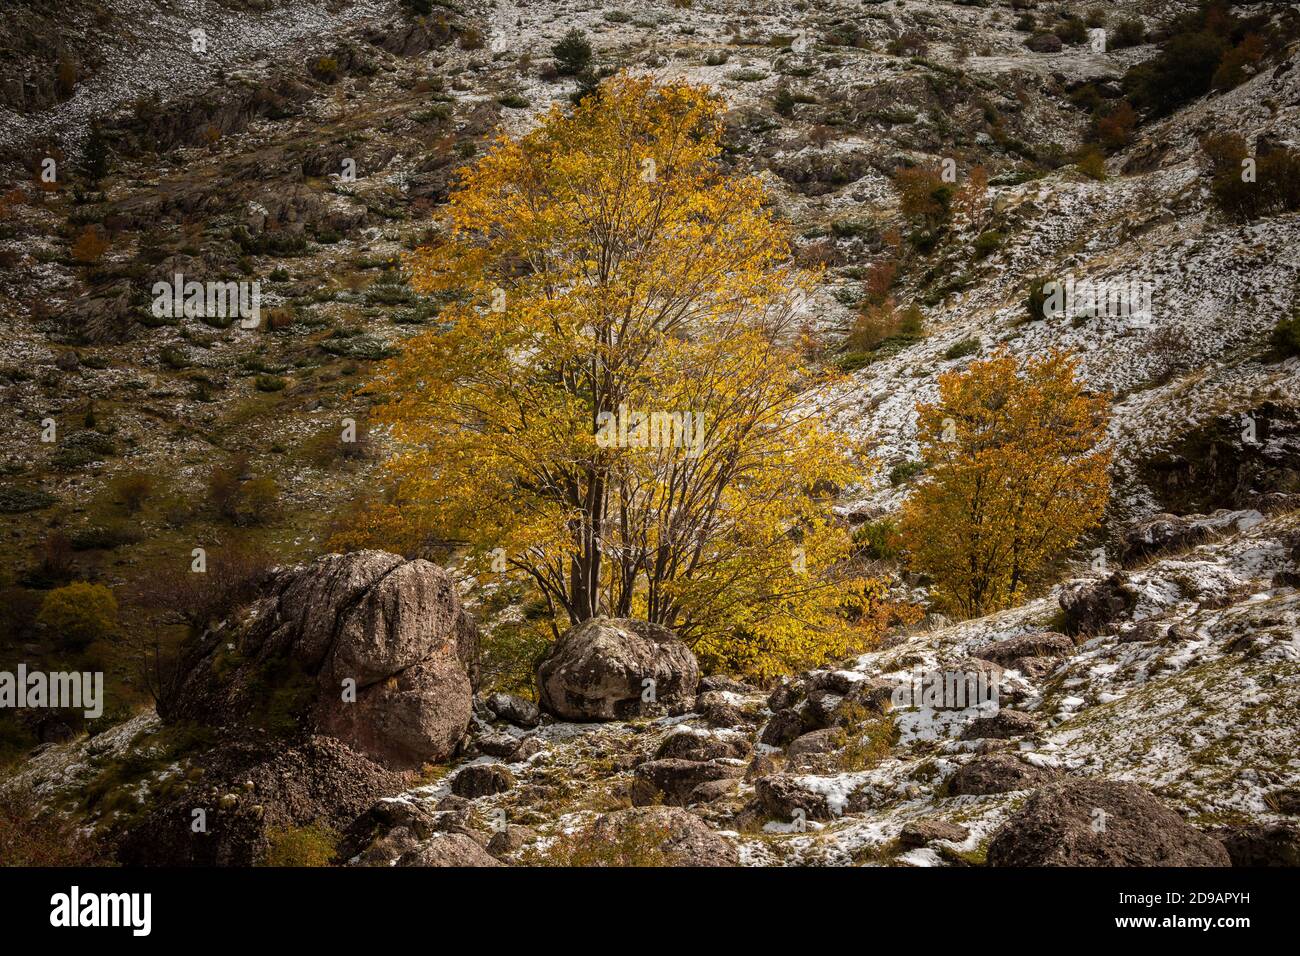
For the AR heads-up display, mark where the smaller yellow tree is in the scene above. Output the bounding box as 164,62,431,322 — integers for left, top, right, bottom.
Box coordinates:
899,349,1111,617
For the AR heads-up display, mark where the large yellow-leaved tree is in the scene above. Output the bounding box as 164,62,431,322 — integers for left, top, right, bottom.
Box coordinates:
342,75,902,678
899,349,1111,617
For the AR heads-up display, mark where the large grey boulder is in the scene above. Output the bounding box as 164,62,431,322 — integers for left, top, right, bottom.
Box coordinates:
987,779,1231,866
172,550,479,770
536,617,698,720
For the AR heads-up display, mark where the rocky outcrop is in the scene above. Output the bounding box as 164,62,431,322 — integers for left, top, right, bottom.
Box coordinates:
654,730,749,762
987,779,1231,866
171,550,479,771
755,774,847,821
1120,510,1263,562
1059,572,1138,637
536,617,698,721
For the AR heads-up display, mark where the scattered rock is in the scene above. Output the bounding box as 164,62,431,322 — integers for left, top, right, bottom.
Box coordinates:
485,692,540,728
631,758,744,806
450,763,515,798
787,728,839,760
486,825,537,859
689,778,740,803
1026,32,1064,53
899,819,971,849
975,632,1074,666
767,677,805,712
755,774,837,821
806,670,861,695
987,779,1231,866
760,708,808,747
947,753,1059,796
512,737,546,761
745,753,777,781
118,735,405,866
655,730,748,762
700,700,747,728
171,550,478,770
804,689,845,727
698,675,755,694
587,806,738,866
842,678,897,715
1270,788,1300,815
960,710,1038,740
476,732,524,759
396,833,503,867
1120,510,1262,562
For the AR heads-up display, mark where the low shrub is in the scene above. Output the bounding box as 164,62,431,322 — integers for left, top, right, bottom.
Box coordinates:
263,824,338,867
37,581,117,650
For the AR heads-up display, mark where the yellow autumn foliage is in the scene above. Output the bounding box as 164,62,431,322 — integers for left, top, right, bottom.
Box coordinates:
339,74,904,679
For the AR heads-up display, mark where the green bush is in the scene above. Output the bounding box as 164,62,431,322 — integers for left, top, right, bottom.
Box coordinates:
1271,312,1300,359
853,519,903,561
944,338,981,361
1055,17,1088,46
1111,17,1145,49
1204,134,1300,223
239,477,280,525
973,230,1003,259
552,28,593,76
263,824,338,867
37,581,117,650
888,461,926,486
1124,30,1226,117
1025,275,1062,321
0,486,57,514
69,522,142,551
108,470,154,513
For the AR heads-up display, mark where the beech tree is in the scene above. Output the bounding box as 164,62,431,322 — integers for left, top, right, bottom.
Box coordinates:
340,75,902,677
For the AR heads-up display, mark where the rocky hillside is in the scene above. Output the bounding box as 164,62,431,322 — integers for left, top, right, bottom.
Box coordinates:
2,0,1299,866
